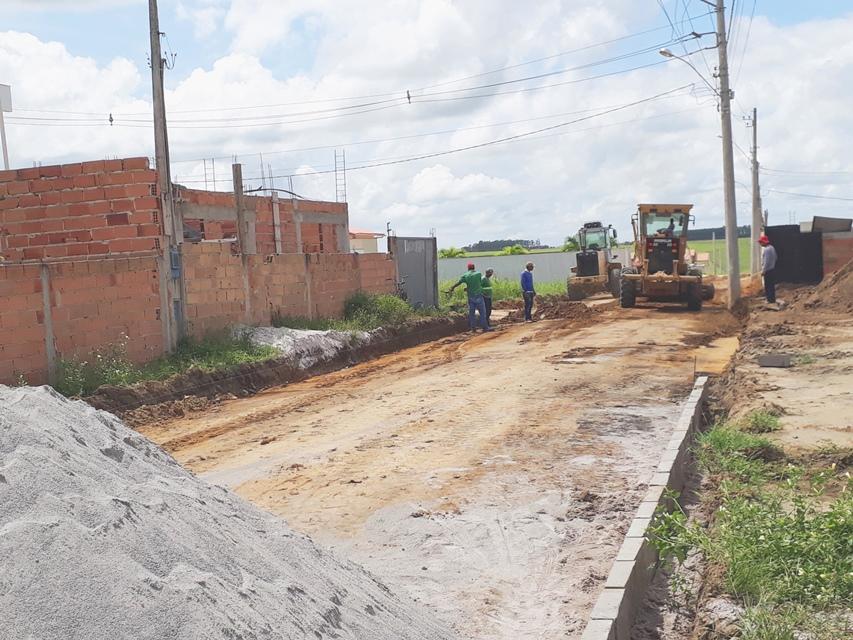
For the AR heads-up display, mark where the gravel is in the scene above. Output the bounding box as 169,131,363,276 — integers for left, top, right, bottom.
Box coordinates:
245,326,374,369
0,385,457,640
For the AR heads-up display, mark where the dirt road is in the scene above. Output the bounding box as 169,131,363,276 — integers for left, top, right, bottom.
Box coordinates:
140,305,738,639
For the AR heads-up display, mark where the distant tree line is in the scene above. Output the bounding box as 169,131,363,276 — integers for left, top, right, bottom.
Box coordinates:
687,225,751,241
463,239,549,252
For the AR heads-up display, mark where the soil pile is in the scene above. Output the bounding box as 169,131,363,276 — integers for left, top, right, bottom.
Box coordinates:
790,257,853,314
0,386,457,640
505,294,601,322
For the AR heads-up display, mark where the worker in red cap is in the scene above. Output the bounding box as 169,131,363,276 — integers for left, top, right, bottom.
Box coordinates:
758,233,777,304
447,262,491,332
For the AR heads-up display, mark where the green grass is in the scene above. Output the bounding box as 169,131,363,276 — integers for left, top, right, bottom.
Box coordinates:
688,237,753,275
742,410,782,434
272,292,445,332
647,420,852,639
54,331,278,397
439,278,566,306
450,247,564,258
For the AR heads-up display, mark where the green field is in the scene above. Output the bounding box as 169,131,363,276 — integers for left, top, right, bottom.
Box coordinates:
459,248,563,258
688,237,752,275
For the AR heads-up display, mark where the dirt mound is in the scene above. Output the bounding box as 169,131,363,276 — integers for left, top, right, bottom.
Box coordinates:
0,386,457,640
790,257,853,314
504,294,601,322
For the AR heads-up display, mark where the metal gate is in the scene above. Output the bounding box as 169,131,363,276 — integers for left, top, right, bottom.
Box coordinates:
388,236,438,308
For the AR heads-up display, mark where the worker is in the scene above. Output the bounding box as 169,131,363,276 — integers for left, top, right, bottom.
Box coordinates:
521,261,536,322
758,233,778,304
482,268,495,327
666,218,676,236
447,262,491,332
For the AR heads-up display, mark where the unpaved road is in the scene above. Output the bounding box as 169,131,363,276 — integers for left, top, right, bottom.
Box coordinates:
140,305,738,639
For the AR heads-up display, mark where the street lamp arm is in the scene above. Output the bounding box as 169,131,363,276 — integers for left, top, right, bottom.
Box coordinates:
659,49,719,96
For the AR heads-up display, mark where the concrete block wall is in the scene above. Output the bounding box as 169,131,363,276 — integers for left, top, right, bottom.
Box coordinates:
0,158,160,261
0,256,163,385
822,231,853,276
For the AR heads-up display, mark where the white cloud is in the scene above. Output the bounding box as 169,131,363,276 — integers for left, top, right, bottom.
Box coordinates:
1,4,853,249
408,165,514,203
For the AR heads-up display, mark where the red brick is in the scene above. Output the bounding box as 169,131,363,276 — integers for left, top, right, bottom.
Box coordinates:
92,226,135,241
63,215,107,231
131,170,157,184
81,188,105,201
104,159,123,172
125,184,152,198
136,224,160,237
44,205,70,219
81,160,106,174
17,167,40,180
22,247,44,260
65,243,88,257
7,181,30,196
132,195,159,211
87,243,109,254
0,170,16,183
40,191,62,206
73,174,97,189
107,213,129,226
0,196,19,211
42,245,68,258
18,194,41,208
61,163,83,178
123,157,150,171
103,186,128,199
39,165,62,179
61,190,85,204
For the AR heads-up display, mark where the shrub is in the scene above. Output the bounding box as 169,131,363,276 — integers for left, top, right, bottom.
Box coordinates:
743,410,782,433
54,335,139,397
438,247,466,258
499,244,529,255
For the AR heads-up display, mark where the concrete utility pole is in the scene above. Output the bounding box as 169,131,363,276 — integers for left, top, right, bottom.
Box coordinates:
749,107,763,274
714,0,741,306
148,0,185,348
0,83,12,170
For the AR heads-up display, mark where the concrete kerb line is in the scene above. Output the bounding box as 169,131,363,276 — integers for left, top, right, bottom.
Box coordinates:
582,375,709,640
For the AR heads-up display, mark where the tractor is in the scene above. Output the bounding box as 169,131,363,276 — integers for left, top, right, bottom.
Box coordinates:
566,222,622,300
619,204,714,311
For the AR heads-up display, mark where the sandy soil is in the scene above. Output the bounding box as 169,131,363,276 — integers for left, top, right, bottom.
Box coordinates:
140,305,738,639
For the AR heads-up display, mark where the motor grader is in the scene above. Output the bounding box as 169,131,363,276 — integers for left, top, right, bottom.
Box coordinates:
566,222,622,300
619,204,713,311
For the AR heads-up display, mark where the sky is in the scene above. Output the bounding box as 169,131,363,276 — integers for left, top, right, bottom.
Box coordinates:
1,0,852,248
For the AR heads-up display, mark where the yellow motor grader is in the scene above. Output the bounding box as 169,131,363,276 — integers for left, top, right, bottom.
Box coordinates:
619,204,714,311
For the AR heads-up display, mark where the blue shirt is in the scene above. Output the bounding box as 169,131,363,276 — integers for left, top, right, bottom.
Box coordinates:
521,270,534,293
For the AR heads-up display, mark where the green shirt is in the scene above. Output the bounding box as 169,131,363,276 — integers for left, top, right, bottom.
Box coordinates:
481,276,493,298
458,270,484,297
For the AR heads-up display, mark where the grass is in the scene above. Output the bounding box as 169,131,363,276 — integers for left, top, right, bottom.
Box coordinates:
272,292,445,332
54,331,278,398
688,237,753,275
453,247,564,258
647,419,852,639
439,278,565,306
741,410,782,434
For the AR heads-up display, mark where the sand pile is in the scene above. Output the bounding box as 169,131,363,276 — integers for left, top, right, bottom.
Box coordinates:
505,295,601,322
245,326,373,369
0,386,457,640
790,257,853,314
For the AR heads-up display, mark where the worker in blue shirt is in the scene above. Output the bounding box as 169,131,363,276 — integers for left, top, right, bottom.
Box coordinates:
520,261,536,321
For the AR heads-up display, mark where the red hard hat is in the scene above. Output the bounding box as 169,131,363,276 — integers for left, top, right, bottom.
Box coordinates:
467,262,475,269
758,234,770,245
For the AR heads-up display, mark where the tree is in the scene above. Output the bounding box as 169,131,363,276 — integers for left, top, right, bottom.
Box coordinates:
438,246,466,258
499,244,530,255
562,235,580,252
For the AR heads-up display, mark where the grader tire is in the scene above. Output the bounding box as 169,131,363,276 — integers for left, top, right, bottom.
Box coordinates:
620,277,637,308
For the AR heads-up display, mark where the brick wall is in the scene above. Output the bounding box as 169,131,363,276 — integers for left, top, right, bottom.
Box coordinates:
182,242,396,336
822,232,853,276
0,158,161,260
0,256,162,385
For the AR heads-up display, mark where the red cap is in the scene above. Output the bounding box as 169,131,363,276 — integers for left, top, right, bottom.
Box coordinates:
758,234,770,245
467,262,475,269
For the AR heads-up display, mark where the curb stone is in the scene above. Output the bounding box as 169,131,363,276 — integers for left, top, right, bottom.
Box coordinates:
580,376,709,640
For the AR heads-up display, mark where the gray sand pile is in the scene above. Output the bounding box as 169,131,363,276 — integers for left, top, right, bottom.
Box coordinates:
243,326,373,369
0,385,457,640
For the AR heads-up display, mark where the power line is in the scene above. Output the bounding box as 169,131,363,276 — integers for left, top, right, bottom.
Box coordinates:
761,167,853,176
732,0,757,87
765,188,853,202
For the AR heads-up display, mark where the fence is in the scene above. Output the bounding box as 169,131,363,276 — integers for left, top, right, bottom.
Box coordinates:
0,157,395,386
438,249,632,283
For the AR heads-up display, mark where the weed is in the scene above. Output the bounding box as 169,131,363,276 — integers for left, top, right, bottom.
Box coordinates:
695,424,777,484
743,410,782,433
439,278,565,306
793,354,817,366
54,335,139,397
13,372,28,387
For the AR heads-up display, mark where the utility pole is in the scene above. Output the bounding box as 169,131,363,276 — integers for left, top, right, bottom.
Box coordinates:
148,0,184,349
713,0,741,306
748,107,762,274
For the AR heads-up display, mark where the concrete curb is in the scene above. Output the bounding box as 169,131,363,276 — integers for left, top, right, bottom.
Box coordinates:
581,376,709,640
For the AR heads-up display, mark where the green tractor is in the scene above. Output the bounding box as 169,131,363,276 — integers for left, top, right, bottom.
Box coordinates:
566,222,622,301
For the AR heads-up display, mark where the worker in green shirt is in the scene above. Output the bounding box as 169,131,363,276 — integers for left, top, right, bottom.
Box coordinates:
481,268,494,327
447,262,490,332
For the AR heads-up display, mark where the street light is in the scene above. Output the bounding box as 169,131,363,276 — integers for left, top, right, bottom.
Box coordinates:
659,18,741,308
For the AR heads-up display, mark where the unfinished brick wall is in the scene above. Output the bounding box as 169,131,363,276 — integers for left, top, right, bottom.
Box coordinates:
0,158,161,260
822,232,853,276
182,243,396,336
0,256,163,385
